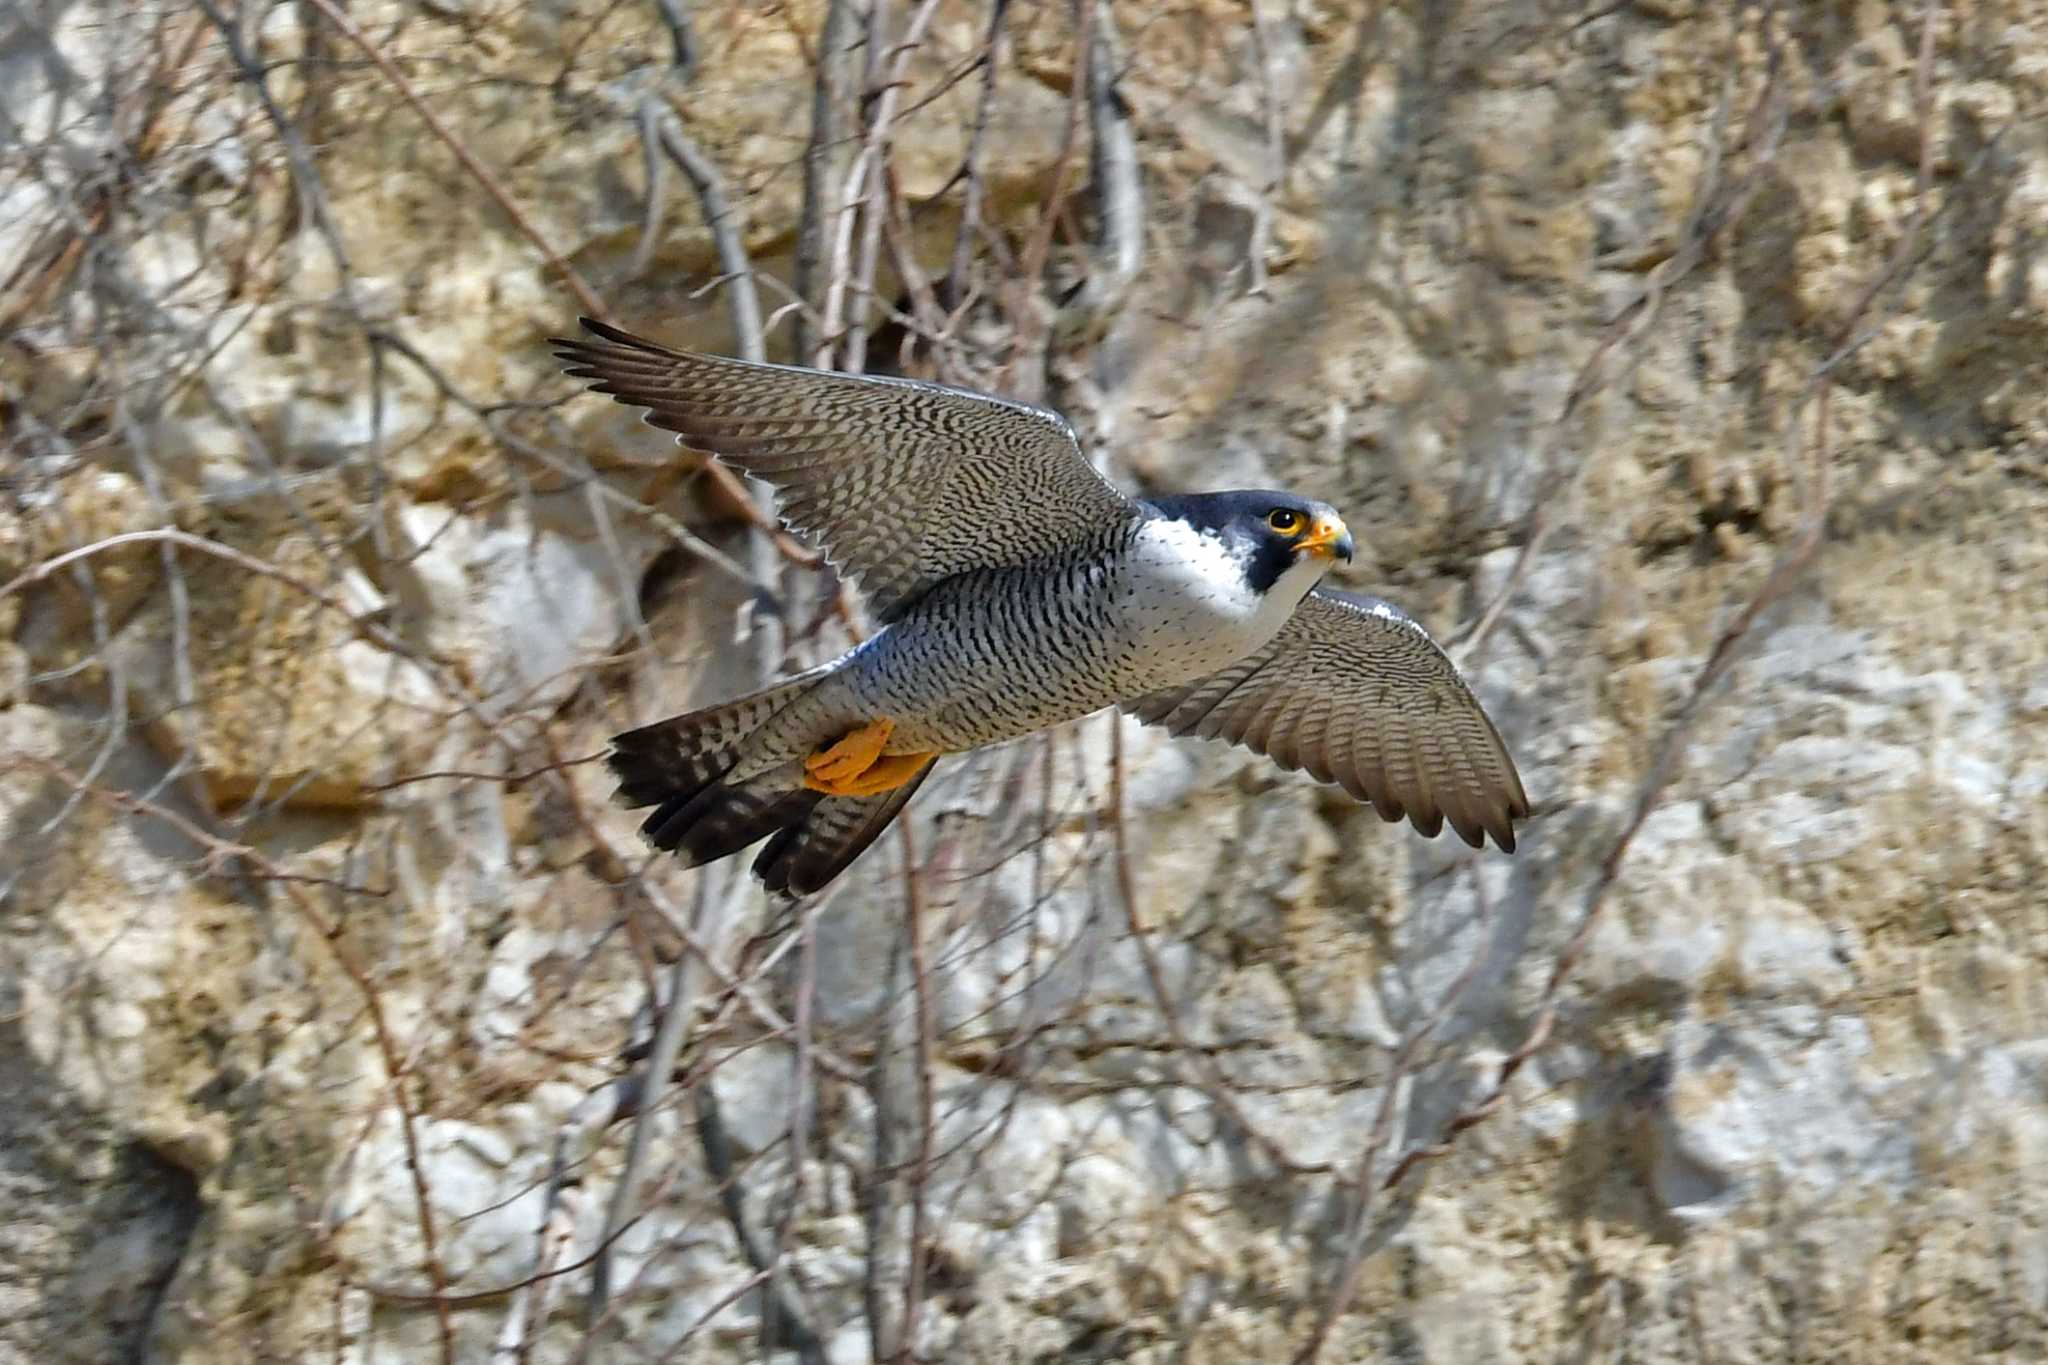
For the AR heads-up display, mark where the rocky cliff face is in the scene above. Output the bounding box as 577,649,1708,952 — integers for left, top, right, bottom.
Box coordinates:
3,0,2045,1360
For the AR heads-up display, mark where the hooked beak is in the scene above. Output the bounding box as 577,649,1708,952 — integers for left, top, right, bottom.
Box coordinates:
1297,513,1355,564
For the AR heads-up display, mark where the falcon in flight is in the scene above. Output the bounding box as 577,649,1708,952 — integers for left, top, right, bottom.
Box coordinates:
555,320,1529,896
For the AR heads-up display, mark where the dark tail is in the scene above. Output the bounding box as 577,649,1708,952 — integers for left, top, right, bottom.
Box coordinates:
608,668,828,870
608,668,935,893
751,764,938,897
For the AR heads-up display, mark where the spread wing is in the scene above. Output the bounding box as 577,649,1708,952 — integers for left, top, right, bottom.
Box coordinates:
1124,589,1530,851
554,319,1132,620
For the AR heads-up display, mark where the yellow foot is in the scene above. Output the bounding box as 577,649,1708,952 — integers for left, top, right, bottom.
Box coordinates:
802,719,934,796
804,718,895,785
808,750,935,797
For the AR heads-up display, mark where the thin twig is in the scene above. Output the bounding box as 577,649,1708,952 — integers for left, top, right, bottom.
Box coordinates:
795,0,858,363
586,898,704,1325
1058,0,1143,343
1243,0,1288,299
945,1,1010,306
493,1082,628,1360
1,528,415,654
1303,11,1948,1358
696,1083,828,1363
1105,715,1323,1176
764,914,825,1358
301,0,608,320
842,0,896,375
14,756,458,1365
1015,0,1095,298
819,0,946,371
1457,21,1789,661
1291,866,1499,1362
894,817,939,1363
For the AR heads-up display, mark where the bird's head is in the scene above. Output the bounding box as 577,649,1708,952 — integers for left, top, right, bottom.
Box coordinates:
1142,489,1355,599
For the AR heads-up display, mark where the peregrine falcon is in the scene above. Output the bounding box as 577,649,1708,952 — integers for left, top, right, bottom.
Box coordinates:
555,319,1529,896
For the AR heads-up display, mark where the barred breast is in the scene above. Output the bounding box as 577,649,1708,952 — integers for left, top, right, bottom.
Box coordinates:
841,517,1314,754
843,553,1129,752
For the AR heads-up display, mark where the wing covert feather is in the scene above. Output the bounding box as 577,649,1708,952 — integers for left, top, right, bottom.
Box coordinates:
554,319,1132,619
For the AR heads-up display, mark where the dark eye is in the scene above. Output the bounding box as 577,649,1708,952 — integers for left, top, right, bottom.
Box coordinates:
1267,508,1301,533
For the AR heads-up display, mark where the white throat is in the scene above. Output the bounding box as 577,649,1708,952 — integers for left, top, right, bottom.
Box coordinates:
1119,518,1330,684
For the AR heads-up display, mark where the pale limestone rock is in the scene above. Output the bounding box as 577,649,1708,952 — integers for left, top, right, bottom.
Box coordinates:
393,498,659,718
7,0,2048,1362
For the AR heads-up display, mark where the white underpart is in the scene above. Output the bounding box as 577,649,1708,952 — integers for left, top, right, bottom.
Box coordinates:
1117,517,1328,686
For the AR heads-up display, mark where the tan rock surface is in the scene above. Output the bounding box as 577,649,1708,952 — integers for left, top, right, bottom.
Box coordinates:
3,0,2046,1361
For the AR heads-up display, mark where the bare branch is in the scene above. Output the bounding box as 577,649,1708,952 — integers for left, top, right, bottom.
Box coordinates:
647,102,766,363
1326,13,1954,1354
1243,0,1287,299
640,94,784,669
586,886,708,1326
1457,21,1789,661
794,0,859,363
696,1081,828,1363
14,756,460,1365
651,0,700,76
819,0,946,373
895,819,939,1364
300,0,609,321
1291,866,1498,1363
493,1081,632,1361
945,2,1011,307
1054,0,1144,346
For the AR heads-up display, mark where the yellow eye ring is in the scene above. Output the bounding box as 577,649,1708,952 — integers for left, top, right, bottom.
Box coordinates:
1267,508,1302,533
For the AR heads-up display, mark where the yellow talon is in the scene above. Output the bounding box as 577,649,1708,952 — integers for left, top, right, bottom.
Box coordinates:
805,718,894,782
816,751,935,796
803,720,935,796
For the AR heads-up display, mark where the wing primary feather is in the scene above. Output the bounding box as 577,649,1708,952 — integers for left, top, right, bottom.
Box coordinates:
1121,588,1529,853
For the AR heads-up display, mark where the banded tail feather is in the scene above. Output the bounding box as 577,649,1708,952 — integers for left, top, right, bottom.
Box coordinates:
752,766,937,897
608,668,823,869
607,665,938,895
